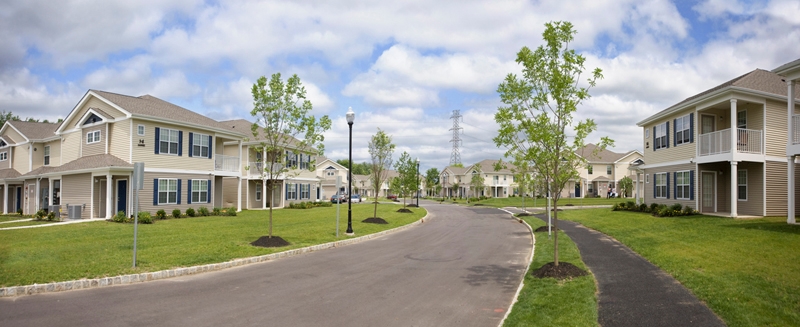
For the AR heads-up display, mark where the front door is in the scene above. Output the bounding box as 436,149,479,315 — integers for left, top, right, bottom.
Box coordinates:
701,172,715,212
117,180,127,217
15,186,21,212
701,114,715,134
574,183,581,197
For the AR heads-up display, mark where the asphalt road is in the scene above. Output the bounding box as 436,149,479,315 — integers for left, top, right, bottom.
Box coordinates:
0,201,532,327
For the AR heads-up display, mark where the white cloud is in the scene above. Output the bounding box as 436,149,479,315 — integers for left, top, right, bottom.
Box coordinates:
0,68,82,120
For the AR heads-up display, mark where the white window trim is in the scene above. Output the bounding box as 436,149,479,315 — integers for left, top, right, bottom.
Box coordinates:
654,122,668,150
287,182,297,200
137,124,145,136
192,133,210,158
737,110,747,129
606,165,612,175
44,145,50,166
87,130,101,144
191,179,208,203
588,165,593,175
159,128,179,155
158,178,178,204
645,174,649,183
255,183,262,201
675,170,691,200
655,172,667,199
675,114,692,146
0,152,6,161
300,184,310,199
738,169,747,201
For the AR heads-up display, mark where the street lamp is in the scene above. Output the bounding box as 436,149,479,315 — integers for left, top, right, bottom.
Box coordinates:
346,107,355,236
416,158,420,207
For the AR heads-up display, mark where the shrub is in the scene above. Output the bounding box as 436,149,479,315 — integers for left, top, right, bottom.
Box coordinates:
186,208,196,217
156,209,167,220
172,209,182,219
639,203,648,212
17,208,23,215
682,205,695,216
226,207,237,216
113,211,127,223
612,202,624,211
649,203,660,213
212,207,222,216
198,206,210,216
47,211,57,221
315,201,332,207
35,209,47,221
138,212,153,224
625,201,637,211
669,203,683,212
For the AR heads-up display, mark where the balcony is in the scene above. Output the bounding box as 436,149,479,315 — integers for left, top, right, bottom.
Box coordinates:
214,155,240,172
793,114,800,145
247,161,284,177
698,128,763,158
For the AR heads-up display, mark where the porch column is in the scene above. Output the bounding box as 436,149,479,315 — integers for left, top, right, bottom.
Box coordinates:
3,182,7,214
635,173,640,205
237,177,242,212
731,161,738,218
106,173,113,219
262,178,267,209
789,156,796,224
238,141,243,175
35,179,40,212
48,179,53,206
730,99,738,154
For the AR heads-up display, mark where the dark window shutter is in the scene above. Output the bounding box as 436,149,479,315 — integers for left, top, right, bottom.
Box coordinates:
188,133,194,157
666,173,670,199
178,131,183,156
653,126,657,151
295,184,298,200
153,179,159,205
653,175,656,197
666,122,670,148
154,128,160,154
689,113,695,143
286,183,289,200
207,135,213,159
187,180,193,204
673,172,677,199
177,179,182,204
690,170,695,200
295,153,298,168
207,179,212,203
674,119,677,147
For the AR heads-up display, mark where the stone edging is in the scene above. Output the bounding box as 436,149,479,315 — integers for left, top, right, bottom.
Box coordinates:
0,213,428,298
498,208,536,327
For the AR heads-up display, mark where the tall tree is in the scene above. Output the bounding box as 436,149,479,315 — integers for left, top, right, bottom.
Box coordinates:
368,128,395,217
251,73,332,240
0,111,19,128
424,167,440,197
393,151,418,208
494,21,612,266
469,164,485,199
618,176,633,198
336,160,372,175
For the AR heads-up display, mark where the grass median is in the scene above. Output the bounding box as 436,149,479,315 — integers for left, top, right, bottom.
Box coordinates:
561,208,800,327
471,197,619,208
0,203,425,287
504,215,598,327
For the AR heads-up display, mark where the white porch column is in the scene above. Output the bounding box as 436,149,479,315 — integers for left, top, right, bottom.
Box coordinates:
262,178,267,209
635,173,640,205
35,178,40,212
731,161,738,218
106,173,113,219
3,182,7,214
789,156,796,224
730,99,738,153
237,177,242,212
48,178,53,206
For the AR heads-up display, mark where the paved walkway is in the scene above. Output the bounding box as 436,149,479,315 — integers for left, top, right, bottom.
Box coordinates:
529,211,726,327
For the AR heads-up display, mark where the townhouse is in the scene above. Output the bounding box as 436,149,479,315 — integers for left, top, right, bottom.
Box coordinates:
564,144,644,199
439,160,519,198
2,89,326,219
774,58,800,224
637,62,800,218
314,158,349,200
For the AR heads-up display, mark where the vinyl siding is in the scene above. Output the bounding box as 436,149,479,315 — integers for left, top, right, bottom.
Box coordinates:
0,150,9,169
763,160,800,217
697,162,731,213
764,99,788,157
642,109,697,165
736,161,763,216
108,121,131,161
44,140,61,167
61,131,80,164
61,173,91,218
139,172,214,215
221,177,242,208
3,127,24,144
13,145,29,173
31,143,44,168
62,96,126,130
131,120,215,171
643,163,697,208
82,127,105,156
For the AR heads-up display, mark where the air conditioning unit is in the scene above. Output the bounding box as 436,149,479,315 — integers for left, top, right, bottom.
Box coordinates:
68,205,82,219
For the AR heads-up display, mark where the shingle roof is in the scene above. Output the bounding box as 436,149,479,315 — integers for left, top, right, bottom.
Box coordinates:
0,168,21,179
576,143,628,163
92,90,244,135
7,121,60,141
471,159,517,174
49,154,133,174
443,165,469,175
220,119,307,149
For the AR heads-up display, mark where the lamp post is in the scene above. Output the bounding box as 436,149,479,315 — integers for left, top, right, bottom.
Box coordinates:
416,158,420,207
346,107,355,236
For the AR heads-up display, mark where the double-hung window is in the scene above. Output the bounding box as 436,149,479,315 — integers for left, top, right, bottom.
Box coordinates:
738,170,747,200
654,123,668,150
655,173,667,198
0,152,6,161
286,151,297,168
87,130,100,144
44,146,50,165
737,110,747,129
675,171,691,200
191,179,208,203
137,125,145,136
160,128,180,155
287,183,297,199
675,115,691,145
192,133,209,157
158,179,178,204
606,165,612,175
256,183,262,201
300,184,310,199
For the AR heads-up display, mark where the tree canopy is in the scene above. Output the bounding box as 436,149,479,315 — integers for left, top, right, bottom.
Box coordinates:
393,151,419,208
336,160,372,175
368,128,395,217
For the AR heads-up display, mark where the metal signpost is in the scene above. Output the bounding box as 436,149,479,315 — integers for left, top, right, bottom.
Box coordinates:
336,176,341,237
132,162,144,268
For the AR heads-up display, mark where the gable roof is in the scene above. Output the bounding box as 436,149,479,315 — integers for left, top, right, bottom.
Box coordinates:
441,165,469,176
0,168,21,179
638,68,800,126
576,143,628,163
470,159,517,174
2,121,61,143
220,118,310,150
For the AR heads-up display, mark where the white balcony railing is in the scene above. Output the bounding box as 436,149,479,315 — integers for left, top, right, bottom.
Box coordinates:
793,114,800,145
247,161,284,177
698,128,762,156
214,155,240,172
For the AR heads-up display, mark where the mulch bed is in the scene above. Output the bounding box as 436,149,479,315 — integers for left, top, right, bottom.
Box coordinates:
362,217,388,224
517,213,532,217
534,225,558,232
565,204,575,206
531,262,588,280
396,208,413,213
250,236,290,248
472,204,484,206
407,204,419,207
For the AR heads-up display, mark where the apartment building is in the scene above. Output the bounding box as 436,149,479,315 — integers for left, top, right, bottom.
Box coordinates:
565,144,644,199
439,160,519,198
774,58,800,224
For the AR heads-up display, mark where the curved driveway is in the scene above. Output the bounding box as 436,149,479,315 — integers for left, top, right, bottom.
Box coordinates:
0,202,531,327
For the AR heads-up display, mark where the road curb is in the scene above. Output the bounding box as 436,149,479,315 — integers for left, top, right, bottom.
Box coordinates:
0,212,429,298
497,208,536,327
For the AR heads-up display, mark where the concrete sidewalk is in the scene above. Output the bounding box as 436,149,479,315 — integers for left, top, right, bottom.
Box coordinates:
534,213,726,327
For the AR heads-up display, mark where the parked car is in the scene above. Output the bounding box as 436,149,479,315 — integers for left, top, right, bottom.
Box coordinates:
386,194,397,200
330,194,347,203
350,194,362,203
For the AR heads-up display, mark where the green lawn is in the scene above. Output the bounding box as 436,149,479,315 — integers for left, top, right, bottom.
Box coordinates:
0,215,31,223
473,196,622,208
0,220,54,228
504,216,598,327
0,203,425,287
560,209,800,327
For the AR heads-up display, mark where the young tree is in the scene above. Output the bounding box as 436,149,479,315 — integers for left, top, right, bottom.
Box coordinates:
451,182,461,199
469,164,485,199
424,167,440,197
251,73,332,240
368,129,395,217
394,151,419,208
618,176,634,198
494,21,612,267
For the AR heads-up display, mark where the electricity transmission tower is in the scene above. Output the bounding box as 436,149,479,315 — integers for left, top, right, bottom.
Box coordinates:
449,110,463,166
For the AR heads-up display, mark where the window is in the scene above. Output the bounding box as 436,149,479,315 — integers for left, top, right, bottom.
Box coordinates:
52,180,60,205
286,151,297,168
286,183,297,200
675,171,691,200
738,169,747,200
737,110,747,129
588,165,593,174
645,174,649,183
255,183,262,201
159,128,179,155
655,173,667,198
137,125,145,136
654,122,668,150
675,114,691,145
0,152,6,161
158,179,178,204
44,146,50,165
606,165,612,175
192,133,209,157
645,129,649,139
191,180,208,203
300,184,310,199
299,154,308,169
326,168,336,176
86,130,100,144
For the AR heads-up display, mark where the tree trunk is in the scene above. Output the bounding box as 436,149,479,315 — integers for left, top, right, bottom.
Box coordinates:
268,180,273,238
553,199,558,266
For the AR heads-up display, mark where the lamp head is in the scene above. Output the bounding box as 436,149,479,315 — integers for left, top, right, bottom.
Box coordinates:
346,107,355,124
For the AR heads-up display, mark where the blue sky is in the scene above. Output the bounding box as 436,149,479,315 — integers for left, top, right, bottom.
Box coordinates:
1,0,799,172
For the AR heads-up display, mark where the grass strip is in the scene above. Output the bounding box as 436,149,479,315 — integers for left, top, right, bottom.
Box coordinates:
0,204,424,287
561,209,800,327
473,197,620,208
504,215,598,327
